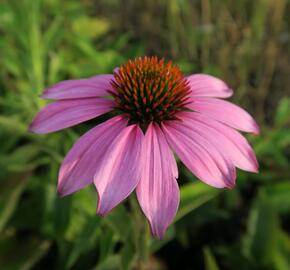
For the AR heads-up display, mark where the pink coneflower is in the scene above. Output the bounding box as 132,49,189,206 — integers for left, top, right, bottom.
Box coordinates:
30,56,259,239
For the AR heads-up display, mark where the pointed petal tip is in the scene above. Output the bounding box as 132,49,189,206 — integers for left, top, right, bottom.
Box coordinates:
152,230,165,240
28,121,44,134
96,208,107,217
29,98,114,134
39,75,115,100
136,124,179,240
57,183,83,197
252,123,260,135
243,115,260,135
57,175,80,197
149,220,167,240
249,163,259,174
187,74,234,98
40,86,59,99
243,163,259,174
224,88,234,97
28,123,35,133
96,200,115,216
197,176,236,189
94,124,143,218
57,186,68,198
40,92,51,99
225,181,236,189
247,118,260,135
57,179,73,197
96,199,109,216
29,120,58,134
188,98,260,134
250,157,259,173
253,168,259,174
226,174,236,189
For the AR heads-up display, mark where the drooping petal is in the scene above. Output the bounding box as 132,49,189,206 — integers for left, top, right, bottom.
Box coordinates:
58,116,128,196
30,98,114,134
94,124,144,215
188,97,260,134
162,121,235,188
179,112,259,172
42,74,115,99
136,123,179,239
186,74,233,98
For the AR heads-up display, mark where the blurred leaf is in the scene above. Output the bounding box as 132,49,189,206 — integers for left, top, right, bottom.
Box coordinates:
150,226,175,253
43,16,64,54
244,190,290,270
65,188,97,240
203,247,220,270
0,235,51,270
264,182,290,213
175,182,221,222
95,255,120,270
120,242,135,270
273,232,290,270
251,0,271,41
0,144,48,172
0,116,28,135
98,228,116,264
275,98,290,125
243,190,280,266
105,205,134,242
0,173,29,231
66,216,101,269
53,196,72,236
72,16,110,39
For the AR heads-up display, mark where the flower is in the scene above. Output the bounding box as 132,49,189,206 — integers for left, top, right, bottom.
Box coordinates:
30,56,259,239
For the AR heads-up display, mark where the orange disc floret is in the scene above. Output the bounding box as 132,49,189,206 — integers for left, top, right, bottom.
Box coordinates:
110,56,191,129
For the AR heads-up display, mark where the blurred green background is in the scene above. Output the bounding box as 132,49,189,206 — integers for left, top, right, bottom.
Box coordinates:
0,0,290,269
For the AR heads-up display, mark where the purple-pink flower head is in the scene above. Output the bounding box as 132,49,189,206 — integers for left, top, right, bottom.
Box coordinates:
30,56,259,239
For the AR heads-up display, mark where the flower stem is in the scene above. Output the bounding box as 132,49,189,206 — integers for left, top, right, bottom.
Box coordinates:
130,196,150,269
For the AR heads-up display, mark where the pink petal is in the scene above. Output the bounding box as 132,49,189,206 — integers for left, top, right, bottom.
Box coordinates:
179,112,259,172
168,119,236,183
94,124,144,215
136,124,179,239
42,74,115,99
162,121,235,188
186,74,233,98
188,97,260,134
29,98,114,134
58,116,128,196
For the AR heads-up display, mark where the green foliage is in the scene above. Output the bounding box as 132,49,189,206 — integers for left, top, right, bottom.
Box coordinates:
175,181,221,222
203,247,220,270
0,0,290,269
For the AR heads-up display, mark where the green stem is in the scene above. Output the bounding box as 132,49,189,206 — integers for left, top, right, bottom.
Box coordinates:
130,196,150,269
